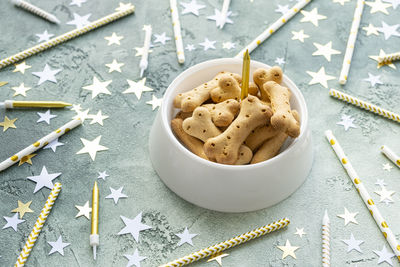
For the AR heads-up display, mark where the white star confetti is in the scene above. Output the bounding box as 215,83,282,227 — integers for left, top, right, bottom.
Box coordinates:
70,104,82,113
375,179,387,187
66,13,91,29
2,213,25,232
115,2,134,12
27,166,62,193
383,163,393,171
369,49,397,69
146,94,163,110
105,186,127,204
118,212,152,242
291,29,310,43
89,110,109,126
222,42,235,50
377,22,400,40
277,239,299,259
48,236,70,256
363,73,383,87
383,0,400,9
37,110,57,125
363,23,380,36
36,30,54,43
13,61,31,74
82,77,112,99
275,4,290,14
125,249,147,267
336,114,357,131
365,0,392,14
11,83,31,97
32,64,61,85
207,252,229,266
105,59,124,73
274,57,285,65
97,171,109,181
300,8,327,27
176,227,198,246
312,41,341,61
134,47,153,57
75,201,91,219
180,0,206,16
207,9,233,28
332,0,351,5
337,207,359,225
123,78,154,100
374,186,395,204
342,233,364,253
105,32,124,46
43,138,64,152
70,0,87,7
185,44,196,51
294,228,306,238
373,245,395,265
306,66,335,88
153,32,171,45
73,108,90,122
76,136,108,161
199,38,216,51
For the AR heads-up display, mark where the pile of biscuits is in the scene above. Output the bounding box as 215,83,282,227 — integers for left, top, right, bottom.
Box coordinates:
171,66,300,165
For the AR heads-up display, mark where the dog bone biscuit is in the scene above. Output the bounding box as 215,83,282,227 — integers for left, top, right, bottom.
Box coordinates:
235,145,253,165
204,95,273,164
171,118,208,160
175,111,193,120
264,81,300,138
210,74,241,103
248,82,259,96
182,107,221,142
174,72,241,112
253,66,283,102
251,132,288,164
244,123,280,151
203,99,240,127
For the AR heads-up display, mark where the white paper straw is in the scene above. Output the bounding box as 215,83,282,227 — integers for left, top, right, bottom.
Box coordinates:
169,0,185,64
338,0,365,84
235,0,312,58
381,145,400,169
11,0,60,24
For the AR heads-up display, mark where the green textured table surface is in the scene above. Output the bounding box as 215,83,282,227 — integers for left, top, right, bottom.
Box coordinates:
0,0,400,266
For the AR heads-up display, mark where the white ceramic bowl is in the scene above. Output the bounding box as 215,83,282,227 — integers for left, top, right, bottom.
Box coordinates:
149,58,313,212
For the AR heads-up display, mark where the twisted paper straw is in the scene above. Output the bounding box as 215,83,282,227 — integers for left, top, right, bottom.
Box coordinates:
322,210,330,267
0,5,135,69
378,52,400,64
169,0,185,64
0,118,82,172
381,145,400,169
329,88,400,124
159,218,290,267
325,130,400,262
235,0,312,58
11,0,60,24
15,183,62,267
338,0,365,84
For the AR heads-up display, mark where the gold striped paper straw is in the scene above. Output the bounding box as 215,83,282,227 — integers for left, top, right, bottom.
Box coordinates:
0,5,135,69
378,52,400,64
15,183,62,267
325,130,400,261
0,118,82,172
322,210,330,267
11,0,60,24
235,0,312,58
338,0,365,84
159,218,290,267
329,88,400,124
169,0,185,64
381,145,400,168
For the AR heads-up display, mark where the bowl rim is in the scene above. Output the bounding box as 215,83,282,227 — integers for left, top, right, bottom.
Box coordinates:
161,58,309,169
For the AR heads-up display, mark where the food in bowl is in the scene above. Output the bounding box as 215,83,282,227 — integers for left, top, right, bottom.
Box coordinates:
171,66,300,165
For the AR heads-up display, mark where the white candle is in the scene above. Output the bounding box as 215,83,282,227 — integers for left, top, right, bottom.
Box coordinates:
140,25,152,77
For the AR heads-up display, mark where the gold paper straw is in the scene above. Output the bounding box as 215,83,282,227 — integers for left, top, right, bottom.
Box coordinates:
90,181,100,260
322,210,330,267
0,81,8,87
169,0,185,64
15,183,62,267
338,0,365,84
0,5,135,69
159,218,290,267
11,0,60,24
329,88,400,124
0,118,82,172
241,50,250,100
0,100,72,108
235,0,312,58
378,52,400,64
325,130,400,261
381,145,400,168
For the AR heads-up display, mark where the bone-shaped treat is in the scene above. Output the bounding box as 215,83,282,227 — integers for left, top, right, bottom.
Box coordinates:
210,74,241,103
235,145,253,165
253,66,283,102
244,123,280,152
203,99,240,127
204,95,273,164
251,132,288,164
182,107,221,142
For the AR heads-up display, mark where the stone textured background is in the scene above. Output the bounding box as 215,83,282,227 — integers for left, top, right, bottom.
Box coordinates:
0,0,399,266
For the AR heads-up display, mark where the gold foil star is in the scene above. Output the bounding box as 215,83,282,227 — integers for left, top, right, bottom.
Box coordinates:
0,116,17,132
207,252,229,266
76,135,109,161
277,239,299,259
13,61,31,74
365,0,392,14
369,49,397,69
18,154,37,166
12,200,34,219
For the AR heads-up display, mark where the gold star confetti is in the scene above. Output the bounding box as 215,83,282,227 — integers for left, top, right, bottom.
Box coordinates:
362,23,380,36
207,252,229,266
13,61,31,74
0,81,8,87
76,135,109,161
123,78,154,100
105,59,124,73
312,41,341,62
146,94,163,110
0,116,17,132
300,8,327,27
369,49,397,69
11,200,34,219
18,154,37,166
365,0,392,14
11,83,31,97
104,32,124,45
134,47,153,57
277,239,299,259
291,29,310,43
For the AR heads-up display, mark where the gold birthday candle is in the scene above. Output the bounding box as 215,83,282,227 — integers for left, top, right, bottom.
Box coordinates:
0,100,72,109
91,181,99,260
241,50,250,100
